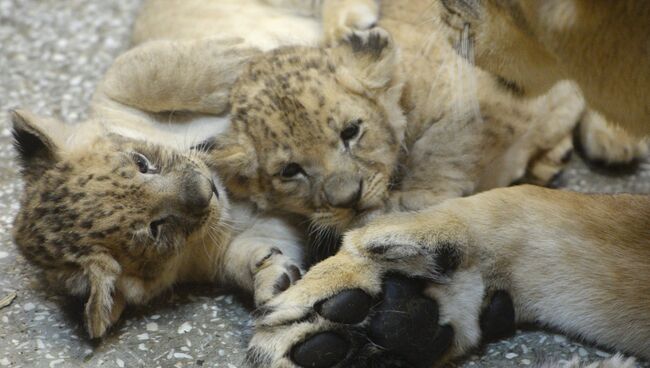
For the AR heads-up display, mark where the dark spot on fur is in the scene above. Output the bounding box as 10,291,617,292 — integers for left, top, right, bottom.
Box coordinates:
433,242,461,276
89,232,106,239
70,192,85,202
80,220,93,229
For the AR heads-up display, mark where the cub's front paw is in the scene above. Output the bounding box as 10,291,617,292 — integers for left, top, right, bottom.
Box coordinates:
578,109,649,166
253,247,303,306
322,0,379,46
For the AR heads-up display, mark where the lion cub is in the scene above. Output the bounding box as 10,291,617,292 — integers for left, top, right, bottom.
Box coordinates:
11,110,304,339
205,27,585,236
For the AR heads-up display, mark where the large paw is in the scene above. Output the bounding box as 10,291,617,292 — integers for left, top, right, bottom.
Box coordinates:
253,247,303,306
247,215,516,367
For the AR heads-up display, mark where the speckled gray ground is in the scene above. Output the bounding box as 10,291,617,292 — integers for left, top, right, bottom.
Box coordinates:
0,1,648,367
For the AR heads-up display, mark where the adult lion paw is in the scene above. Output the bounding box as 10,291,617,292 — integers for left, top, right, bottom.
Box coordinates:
247,211,516,367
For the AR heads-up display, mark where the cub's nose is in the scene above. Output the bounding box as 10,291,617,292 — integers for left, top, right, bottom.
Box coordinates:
180,171,214,214
323,172,362,209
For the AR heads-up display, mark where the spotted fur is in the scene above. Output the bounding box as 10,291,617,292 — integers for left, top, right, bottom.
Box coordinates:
209,10,586,237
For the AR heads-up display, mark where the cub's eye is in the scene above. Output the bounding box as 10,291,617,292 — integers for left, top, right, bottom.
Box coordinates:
280,163,304,178
132,153,154,174
149,218,165,240
340,120,362,142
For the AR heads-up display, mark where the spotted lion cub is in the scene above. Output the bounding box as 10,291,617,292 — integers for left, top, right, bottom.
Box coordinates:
11,109,305,339
207,23,584,235
9,0,349,340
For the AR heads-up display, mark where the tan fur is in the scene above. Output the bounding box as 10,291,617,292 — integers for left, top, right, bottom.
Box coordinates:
440,0,650,136
245,1,650,367
578,109,649,165
93,0,647,364
11,0,329,339
11,109,307,338
210,0,591,234
13,0,650,366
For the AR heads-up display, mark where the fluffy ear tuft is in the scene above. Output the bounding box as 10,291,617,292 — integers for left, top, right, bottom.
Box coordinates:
333,28,401,93
11,109,63,177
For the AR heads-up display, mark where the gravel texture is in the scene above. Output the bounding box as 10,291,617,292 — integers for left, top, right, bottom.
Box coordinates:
0,1,648,367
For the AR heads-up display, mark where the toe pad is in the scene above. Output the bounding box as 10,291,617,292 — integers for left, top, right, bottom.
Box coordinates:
291,332,349,368
316,289,373,325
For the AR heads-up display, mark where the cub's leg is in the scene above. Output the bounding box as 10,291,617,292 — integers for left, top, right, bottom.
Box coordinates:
247,185,650,367
321,0,380,45
495,81,583,187
578,109,649,166
220,215,305,307
523,134,574,186
266,0,380,43
94,38,259,115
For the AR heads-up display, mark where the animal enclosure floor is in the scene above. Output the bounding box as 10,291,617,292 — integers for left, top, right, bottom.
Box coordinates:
0,0,649,367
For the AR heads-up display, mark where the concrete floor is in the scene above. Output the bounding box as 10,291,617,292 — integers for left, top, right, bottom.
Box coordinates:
0,1,649,367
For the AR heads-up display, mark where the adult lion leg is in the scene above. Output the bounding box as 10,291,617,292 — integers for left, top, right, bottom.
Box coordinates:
353,186,650,359
248,186,650,367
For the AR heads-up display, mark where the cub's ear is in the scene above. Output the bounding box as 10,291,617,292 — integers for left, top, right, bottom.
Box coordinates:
332,27,401,93
11,110,67,177
192,130,259,198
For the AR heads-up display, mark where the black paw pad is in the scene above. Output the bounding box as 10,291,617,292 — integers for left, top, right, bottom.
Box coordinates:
480,290,516,343
291,332,350,368
315,289,373,325
273,273,291,294
368,276,453,368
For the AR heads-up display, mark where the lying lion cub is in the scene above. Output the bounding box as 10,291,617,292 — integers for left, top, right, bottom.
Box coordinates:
11,107,305,339
10,0,329,339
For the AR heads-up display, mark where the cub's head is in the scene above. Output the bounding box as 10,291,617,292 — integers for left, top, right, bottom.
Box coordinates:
209,29,405,231
11,110,225,338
